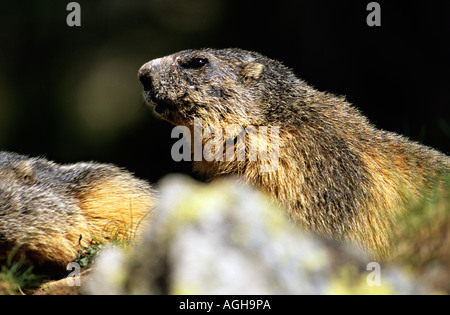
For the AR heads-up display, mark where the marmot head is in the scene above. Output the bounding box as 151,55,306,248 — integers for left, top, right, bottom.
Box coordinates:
138,48,304,127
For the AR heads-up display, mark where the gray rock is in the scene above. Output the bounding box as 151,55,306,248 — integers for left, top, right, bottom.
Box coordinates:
85,175,426,295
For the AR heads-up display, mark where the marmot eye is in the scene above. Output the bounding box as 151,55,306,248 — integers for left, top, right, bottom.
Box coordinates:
183,58,209,69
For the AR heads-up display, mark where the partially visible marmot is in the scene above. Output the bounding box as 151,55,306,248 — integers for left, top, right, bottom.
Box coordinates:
138,48,449,258
0,152,155,270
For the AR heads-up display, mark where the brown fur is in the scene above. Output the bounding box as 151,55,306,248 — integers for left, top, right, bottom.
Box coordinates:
0,152,155,270
138,48,449,258
78,178,152,241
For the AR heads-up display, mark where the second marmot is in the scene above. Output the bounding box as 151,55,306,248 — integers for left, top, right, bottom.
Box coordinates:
0,152,155,269
138,48,449,258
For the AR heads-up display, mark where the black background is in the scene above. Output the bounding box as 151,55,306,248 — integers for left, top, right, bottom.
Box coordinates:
0,0,449,184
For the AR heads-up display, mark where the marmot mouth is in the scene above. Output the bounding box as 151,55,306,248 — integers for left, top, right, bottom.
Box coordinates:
145,95,177,115
142,88,156,104
143,90,167,112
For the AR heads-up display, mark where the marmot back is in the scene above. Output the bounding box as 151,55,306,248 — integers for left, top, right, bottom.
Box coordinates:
0,152,155,270
138,48,450,258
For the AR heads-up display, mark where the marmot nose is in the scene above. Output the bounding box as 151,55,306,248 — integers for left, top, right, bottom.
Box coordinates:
138,58,162,89
138,64,153,89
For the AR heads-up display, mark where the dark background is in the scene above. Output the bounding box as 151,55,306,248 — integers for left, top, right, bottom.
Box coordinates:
0,0,449,184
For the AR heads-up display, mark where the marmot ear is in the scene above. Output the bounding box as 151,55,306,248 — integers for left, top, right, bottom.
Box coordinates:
239,63,264,83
